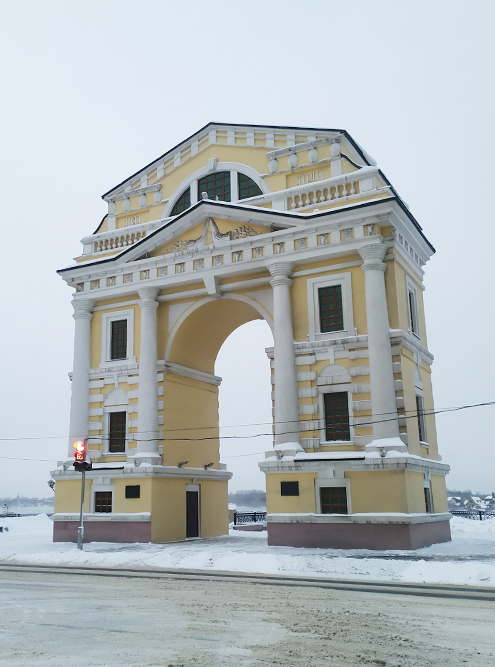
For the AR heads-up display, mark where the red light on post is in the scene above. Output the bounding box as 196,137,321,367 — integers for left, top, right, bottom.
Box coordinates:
73,440,87,462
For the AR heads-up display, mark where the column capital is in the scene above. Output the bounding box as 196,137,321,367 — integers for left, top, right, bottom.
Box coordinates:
267,261,295,287
358,243,387,273
138,287,159,308
71,298,95,320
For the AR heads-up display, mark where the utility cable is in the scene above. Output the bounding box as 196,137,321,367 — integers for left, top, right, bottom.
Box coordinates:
0,400,493,444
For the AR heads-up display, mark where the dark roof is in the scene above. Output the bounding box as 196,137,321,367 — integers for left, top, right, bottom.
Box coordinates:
101,122,369,199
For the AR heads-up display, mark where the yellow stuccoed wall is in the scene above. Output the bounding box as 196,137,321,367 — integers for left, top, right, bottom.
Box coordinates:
266,472,317,513
431,475,448,513
346,470,409,513
54,479,91,513
161,374,220,468
200,479,229,538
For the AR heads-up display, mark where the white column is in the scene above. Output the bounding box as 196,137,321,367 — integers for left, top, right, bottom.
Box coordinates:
268,262,303,454
133,286,161,464
359,243,405,452
68,298,95,456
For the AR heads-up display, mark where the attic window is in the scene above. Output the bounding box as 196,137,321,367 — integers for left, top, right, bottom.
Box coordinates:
198,171,231,201
238,173,262,200
171,188,191,216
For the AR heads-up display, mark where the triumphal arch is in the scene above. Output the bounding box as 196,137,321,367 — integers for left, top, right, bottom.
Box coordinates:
52,122,451,549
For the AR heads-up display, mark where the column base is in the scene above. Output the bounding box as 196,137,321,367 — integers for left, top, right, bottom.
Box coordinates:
127,452,163,466
270,442,305,458
365,436,408,456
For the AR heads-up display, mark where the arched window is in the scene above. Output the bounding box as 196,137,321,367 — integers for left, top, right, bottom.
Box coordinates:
171,188,191,216
238,173,262,200
198,171,231,201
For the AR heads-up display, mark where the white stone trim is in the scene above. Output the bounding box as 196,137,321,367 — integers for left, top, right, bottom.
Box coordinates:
89,482,115,513
306,272,354,342
266,512,451,524
163,162,271,217
100,309,136,369
314,477,352,514
317,386,355,445
51,512,151,522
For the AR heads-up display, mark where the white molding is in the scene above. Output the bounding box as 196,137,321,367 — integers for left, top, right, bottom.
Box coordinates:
265,512,451,525
158,360,222,386
100,309,136,369
314,477,352,514
306,272,354,342
89,482,115,513
317,387,355,445
162,162,271,217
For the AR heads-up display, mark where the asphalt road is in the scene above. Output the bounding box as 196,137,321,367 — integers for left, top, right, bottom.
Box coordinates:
1,565,494,666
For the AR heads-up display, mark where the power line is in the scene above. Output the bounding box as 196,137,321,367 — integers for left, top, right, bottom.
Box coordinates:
0,400,493,444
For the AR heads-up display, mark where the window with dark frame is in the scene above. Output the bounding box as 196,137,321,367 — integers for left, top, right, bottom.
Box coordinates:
198,171,231,201
110,319,127,360
280,481,299,496
94,491,112,513
416,394,427,443
424,486,433,513
324,392,350,441
171,188,191,216
109,411,126,453
320,487,348,514
238,173,262,200
318,285,344,333
408,289,419,336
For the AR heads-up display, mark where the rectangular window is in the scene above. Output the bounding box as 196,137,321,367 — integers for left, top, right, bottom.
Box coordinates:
95,491,112,513
408,289,419,336
318,285,344,333
109,412,126,453
424,486,433,513
280,481,299,496
324,392,350,441
320,487,348,514
111,320,127,360
125,485,140,499
416,395,427,443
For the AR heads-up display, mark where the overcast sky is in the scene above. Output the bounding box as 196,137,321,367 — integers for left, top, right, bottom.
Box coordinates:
1,0,494,498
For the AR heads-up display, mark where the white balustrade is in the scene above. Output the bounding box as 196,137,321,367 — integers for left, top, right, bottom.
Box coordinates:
81,220,164,257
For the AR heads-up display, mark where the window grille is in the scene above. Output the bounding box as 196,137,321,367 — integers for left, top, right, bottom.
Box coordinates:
238,173,262,199
324,392,350,441
110,320,127,360
318,285,344,332
197,171,231,201
171,188,191,215
320,487,348,514
95,491,112,513
109,412,126,453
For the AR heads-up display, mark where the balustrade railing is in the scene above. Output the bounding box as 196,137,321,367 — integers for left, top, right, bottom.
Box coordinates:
450,509,495,521
233,511,267,525
242,166,385,212
94,230,147,253
81,220,164,256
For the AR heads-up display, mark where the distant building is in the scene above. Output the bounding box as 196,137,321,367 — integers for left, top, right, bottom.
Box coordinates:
51,122,450,549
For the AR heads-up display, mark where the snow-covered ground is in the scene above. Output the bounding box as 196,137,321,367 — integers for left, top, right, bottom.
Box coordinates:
1,514,494,587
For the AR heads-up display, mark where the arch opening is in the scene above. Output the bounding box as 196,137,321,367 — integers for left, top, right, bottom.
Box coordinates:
159,295,273,482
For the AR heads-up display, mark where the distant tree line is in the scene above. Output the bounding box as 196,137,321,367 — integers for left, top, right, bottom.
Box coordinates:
0,496,54,506
228,489,266,507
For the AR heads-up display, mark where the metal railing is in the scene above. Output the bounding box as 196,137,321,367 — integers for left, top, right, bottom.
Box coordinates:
233,511,267,525
450,509,495,521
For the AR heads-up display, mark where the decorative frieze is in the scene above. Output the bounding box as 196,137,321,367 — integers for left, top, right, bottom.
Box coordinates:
124,273,133,283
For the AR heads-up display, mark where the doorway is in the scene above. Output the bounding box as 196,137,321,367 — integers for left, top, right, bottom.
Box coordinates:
186,486,200,538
